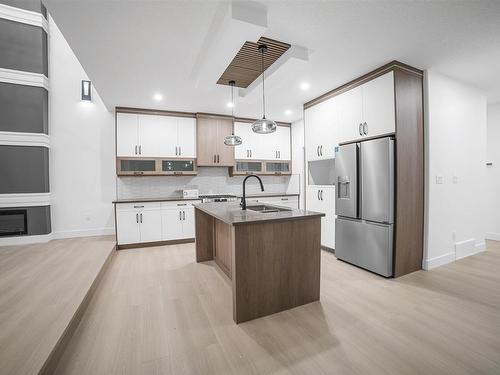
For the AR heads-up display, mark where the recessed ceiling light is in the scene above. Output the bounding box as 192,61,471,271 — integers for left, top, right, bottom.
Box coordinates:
300,82,310,91
226,101,234,108
153,93,163,101
285,109,292,116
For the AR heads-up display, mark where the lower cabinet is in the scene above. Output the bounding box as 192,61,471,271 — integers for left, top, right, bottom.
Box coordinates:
306,186,335,249
160,202,196,241
115,200,199,246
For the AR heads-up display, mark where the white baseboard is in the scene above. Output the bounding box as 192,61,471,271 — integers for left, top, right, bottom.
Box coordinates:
0,228,115,247
486,232,500,241
456,241,485,260
0,233,53,246
423,251,455,270
424,239,486,270
52,227,115,239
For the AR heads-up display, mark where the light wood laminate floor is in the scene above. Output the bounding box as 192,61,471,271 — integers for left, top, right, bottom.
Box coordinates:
55,241,500,375
0,236,115,375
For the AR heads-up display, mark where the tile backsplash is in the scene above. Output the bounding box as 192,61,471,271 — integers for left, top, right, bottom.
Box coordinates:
117,167,300,199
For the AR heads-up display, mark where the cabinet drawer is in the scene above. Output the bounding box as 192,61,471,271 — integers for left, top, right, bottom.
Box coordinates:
160,200,200,209
115,202,161,211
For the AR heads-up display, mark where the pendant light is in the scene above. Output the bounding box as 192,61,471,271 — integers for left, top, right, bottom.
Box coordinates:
251,44,277,134
224,80,243,146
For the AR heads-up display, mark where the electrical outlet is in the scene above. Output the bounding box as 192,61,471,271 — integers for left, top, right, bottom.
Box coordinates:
435,175,444,184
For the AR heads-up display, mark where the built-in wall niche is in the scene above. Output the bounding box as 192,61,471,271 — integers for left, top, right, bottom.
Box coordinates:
308,159,335,186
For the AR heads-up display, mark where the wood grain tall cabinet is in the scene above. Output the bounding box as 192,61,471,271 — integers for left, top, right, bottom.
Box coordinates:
196,114,235,166
304,61,424,277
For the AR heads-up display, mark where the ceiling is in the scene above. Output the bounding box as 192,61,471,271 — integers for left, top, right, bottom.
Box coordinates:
44,0,500,123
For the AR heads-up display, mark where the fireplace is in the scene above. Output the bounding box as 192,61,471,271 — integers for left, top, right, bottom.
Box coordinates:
0,209,28,237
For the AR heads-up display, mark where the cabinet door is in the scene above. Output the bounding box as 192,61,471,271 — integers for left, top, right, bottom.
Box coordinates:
275,126,291,160
234,122,255,160
177,117,196,158
305,105,322,161
306,186,335,249
138,115,177,157
320,187,336,249
319,98,338,159
181,206,195,238
161,208,184,240
139,208,162,243
116,209,140,245
216,118,235,166
338,87,363,143
196,117,218,166
116,113,138,157
362,71,395,137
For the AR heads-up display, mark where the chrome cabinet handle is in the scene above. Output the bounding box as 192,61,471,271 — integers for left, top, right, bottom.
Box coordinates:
179,146,181,155
317,146,320,156
317,190,320,200
320,146,323,156
135,145,138,155
359,123,363,136
179,211,182,220
182,211,185,220
217,154,220,163
213,154,216,163
139,145,142,155
136,213,138,223
363,122,368,135
140,213,143,223
278,151,281,158
133,205,144,208
321,190,324,200
281,198,288,201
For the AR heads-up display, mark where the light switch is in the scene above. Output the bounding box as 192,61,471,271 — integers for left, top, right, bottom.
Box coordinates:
435,176,444,184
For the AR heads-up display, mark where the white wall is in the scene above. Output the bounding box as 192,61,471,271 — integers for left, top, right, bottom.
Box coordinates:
424,70,488,269
291,119,305,209
486,103,500,240
49,16,116,238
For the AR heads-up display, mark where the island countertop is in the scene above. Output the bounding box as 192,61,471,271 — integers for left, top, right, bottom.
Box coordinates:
194,202,324,226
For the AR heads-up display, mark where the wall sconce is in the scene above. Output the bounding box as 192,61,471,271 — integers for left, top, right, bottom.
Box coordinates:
81,80,92,101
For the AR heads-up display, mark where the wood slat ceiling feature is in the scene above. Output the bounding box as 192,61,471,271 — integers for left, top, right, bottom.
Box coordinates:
217,37,291,88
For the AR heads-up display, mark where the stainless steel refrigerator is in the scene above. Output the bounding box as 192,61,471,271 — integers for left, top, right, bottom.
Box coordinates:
334,137,395,277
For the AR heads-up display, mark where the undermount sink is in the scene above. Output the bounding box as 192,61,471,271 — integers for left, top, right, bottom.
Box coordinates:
246,204,292,213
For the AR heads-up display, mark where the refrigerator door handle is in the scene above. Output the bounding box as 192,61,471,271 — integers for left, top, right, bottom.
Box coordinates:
363,122,368,135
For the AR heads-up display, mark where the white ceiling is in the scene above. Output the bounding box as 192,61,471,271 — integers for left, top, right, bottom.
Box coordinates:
44,0,500,122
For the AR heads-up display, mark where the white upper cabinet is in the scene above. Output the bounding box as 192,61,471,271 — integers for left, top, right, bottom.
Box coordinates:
234,122,291,160
362,71,395,138
176,117,196,158
116,113,139,157
337,71,395,144
116,113,196,158
305,97,338,162
234,122,257,159
138,115,177,157
338,86,363,143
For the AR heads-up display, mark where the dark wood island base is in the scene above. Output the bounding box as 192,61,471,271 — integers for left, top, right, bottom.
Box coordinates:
195,203,324,323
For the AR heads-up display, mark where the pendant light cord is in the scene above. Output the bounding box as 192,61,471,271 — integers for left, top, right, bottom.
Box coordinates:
231,83,234,118
261,48,266,118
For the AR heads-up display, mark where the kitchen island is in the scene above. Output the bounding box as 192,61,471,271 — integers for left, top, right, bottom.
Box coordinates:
195,202,324,323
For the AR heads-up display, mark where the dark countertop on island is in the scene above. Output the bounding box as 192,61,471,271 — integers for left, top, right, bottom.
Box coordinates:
112,193,299,204
195,202,323,226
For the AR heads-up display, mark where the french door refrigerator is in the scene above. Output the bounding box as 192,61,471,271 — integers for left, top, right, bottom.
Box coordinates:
334,137,395,277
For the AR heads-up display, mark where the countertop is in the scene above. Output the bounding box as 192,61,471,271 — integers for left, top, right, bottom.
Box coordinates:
195,202,324,226
112,193,299,204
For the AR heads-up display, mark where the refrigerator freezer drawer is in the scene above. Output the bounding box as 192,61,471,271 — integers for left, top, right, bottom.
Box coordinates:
335,218,393,277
